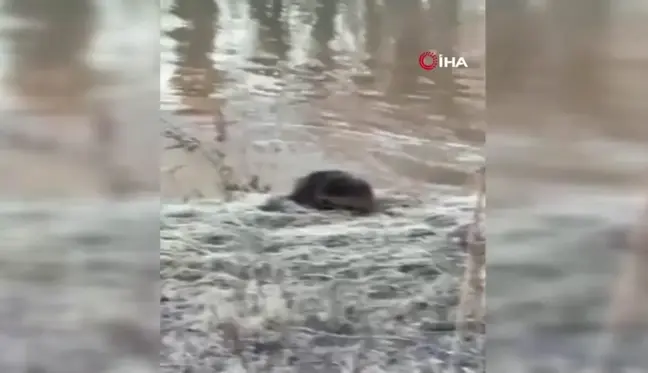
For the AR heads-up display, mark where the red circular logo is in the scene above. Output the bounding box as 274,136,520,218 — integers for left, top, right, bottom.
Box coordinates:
419,51,438,70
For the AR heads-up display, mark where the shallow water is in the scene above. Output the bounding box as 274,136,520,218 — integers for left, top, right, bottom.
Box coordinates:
160,0,485,198
161,189,483,372
0,199,158,372
485,4,648,371
159,3,485,371
5,0,647,372
488,131,648,371
0,0,158,197
0,1,485,372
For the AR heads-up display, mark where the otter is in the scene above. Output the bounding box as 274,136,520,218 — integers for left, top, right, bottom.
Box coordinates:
287,170,376,214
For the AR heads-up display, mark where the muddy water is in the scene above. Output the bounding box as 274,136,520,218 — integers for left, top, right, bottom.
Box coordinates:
0,0,158,198
487,4,648,371
160,1,485,372
6,0,647,371
160,0,485,199
160,0,485,372
0,3,159,372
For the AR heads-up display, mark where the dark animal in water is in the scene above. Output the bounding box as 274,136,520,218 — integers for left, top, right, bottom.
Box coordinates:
287,170,376,214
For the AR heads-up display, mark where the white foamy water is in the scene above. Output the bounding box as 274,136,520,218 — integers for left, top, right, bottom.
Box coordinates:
161,189,483,372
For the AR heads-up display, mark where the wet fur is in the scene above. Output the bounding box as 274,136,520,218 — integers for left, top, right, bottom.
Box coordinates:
287,170,376,214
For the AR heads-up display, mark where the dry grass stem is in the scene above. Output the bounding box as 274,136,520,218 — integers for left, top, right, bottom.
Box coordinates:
161,114,271,202
450,166,485,371
606,195,648,330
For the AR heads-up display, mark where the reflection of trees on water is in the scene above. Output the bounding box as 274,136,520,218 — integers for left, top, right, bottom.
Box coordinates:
549,0,610,119
487,0,535,101
163,0,484,135
249,0,288,62
3,0,97,113
386,1,425,96
370,0,469,129
363,0,381,70
489,0,612,123
311,0,337,67
167,0,220,115
426,0,461,120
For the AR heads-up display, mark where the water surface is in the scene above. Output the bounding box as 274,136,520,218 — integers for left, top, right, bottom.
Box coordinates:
487,3,648,371
160,0,485,198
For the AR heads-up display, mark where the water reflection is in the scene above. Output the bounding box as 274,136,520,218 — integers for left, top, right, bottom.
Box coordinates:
167,0,221,116
0,2,159,371
250,0,287,61
487,1,648,371
0,0,158,198
488,0,633,130
311,0,335,67
3,0,97,114
161,0,485,197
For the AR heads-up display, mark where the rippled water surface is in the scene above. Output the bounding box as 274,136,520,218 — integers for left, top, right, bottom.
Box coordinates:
0,0,157,197
3,0,646,372
160,1,485,372
487,3,648,370
0,199,158,372
161,191,483,372
160,0,485,197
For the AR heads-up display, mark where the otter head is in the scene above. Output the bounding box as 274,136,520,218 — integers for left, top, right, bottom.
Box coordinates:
288,170,376,214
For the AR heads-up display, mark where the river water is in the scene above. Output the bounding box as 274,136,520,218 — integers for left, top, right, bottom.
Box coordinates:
165,1,648,371
0,0,158,198
160,1,485,372
160,0,485,198
0,2,159,372
1,0,647,372
487,3,648,371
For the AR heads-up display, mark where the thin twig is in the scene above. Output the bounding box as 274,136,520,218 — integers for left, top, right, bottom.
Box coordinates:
450,165,486,371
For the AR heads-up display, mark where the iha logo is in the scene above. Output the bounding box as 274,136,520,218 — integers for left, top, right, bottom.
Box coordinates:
419,51,468,70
